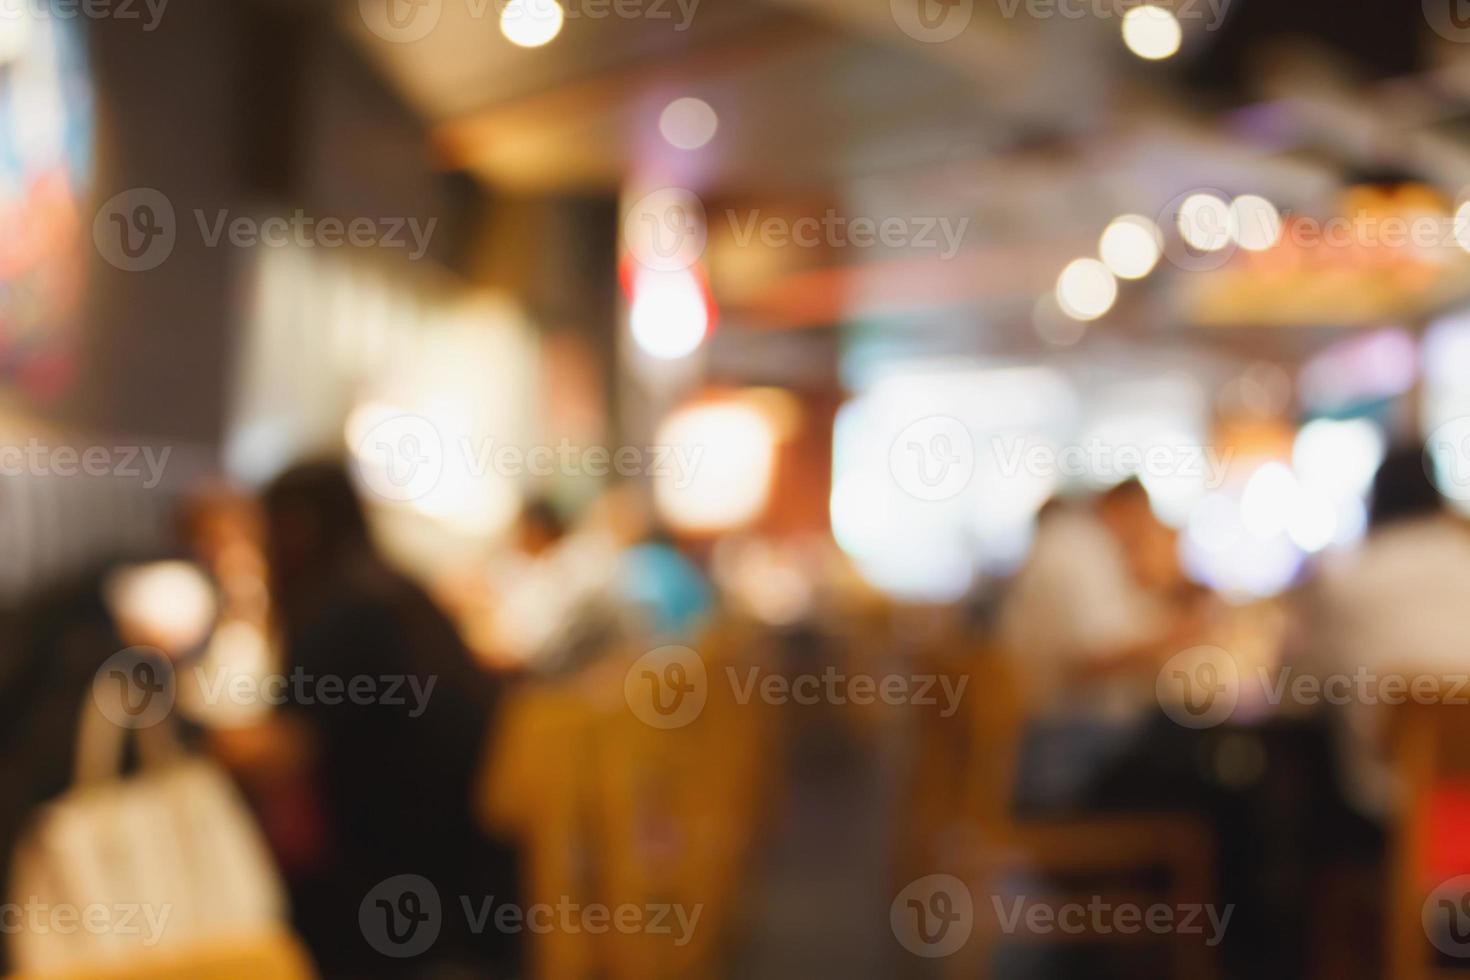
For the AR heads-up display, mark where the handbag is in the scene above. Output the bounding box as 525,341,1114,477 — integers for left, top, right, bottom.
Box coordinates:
6,685,288,975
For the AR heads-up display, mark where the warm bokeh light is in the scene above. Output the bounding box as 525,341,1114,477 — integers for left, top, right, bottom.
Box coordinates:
654,401,776,533
1178,192,1232,252
499,0,565,48
1055,258,1118,321
658,97,718,150
105,561,218,652
629,266,710,359
1230,195,1282,252
1121,5,1182,60
1098,214,1162,279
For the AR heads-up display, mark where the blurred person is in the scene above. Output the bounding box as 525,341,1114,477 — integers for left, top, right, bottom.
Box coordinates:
477,493,633,674
620,524,713,639
1300,444,1470,821
1000,479,1204,724
997,479,1214,813
255,460,518,978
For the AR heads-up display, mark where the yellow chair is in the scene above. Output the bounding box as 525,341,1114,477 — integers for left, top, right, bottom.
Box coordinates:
7,929,314,980
911,644,1217,980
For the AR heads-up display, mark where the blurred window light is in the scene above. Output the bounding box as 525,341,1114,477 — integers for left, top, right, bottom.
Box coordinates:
1121,5,1182,60
1098,214,1162,280
1240,461,1298,539
830,365,1076,598
1291,417,1385,496
1178,193,1233,252
658,97,718,150
654,401,775,534
1230,195,1282,252
1055,258,1118,321
1286,486,1338,553
499,0,564,47
629,266,710,360
1182,487,1303,600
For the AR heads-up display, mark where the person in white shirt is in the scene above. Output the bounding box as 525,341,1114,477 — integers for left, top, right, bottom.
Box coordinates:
998,478,1207,809
1299,445,1470,821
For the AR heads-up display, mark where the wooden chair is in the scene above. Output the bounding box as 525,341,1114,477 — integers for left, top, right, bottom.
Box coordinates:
909,643,1217,980
1388,696,1470,980
479,620,780,980
6,929,315,980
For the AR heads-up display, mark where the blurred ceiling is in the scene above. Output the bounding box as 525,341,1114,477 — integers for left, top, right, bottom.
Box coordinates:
337,0,1470,344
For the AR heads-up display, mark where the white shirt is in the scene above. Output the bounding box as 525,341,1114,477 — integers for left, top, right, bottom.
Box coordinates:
999,509,1168,722
1307,515,1470,817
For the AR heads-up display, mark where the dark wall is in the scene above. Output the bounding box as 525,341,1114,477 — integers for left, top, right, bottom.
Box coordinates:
75,1,481,449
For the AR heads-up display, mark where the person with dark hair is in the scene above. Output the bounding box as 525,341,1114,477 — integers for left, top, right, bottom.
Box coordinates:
1369,442,1445,530
254,460,518,978
997,478,1211,811
1303,442,1470,820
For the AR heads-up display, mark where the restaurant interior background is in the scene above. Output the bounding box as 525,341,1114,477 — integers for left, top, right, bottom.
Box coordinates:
5,0,1470,977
